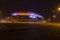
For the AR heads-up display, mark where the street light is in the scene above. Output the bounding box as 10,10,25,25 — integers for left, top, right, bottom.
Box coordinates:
52,6,60,22
58,7,60,11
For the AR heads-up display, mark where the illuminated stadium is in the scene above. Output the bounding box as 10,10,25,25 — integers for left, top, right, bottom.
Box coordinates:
11,11,44,22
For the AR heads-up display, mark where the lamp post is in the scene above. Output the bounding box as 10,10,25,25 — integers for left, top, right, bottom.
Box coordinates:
52,7,60,22
54,7,60,22
53,15,56,22
57,7,60,22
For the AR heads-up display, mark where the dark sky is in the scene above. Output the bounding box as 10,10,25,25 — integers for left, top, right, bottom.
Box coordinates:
1,0,60,18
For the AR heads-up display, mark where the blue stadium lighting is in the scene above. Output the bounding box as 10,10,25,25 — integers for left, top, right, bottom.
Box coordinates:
29,13,43,18
29,15,36,18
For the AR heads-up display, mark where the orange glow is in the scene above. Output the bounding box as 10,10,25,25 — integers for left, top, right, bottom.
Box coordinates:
58,7,60,11
19,12,29,15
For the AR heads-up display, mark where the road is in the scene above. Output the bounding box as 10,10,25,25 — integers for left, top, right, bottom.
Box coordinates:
1,22,60,26
0,22,60,40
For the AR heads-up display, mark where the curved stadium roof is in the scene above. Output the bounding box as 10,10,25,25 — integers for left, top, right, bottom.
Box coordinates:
12,11,44,18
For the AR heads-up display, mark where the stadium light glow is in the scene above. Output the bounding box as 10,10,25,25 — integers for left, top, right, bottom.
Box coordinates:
29,15,36,18
12,12,44,19
12,13,18,16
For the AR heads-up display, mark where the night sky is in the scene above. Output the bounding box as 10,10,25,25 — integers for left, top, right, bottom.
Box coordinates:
0,0,60,18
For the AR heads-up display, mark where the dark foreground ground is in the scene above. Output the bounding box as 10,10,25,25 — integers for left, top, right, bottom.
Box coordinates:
0,23,60,40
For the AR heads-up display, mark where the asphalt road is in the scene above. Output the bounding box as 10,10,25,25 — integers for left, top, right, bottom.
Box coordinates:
0,23,60,40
